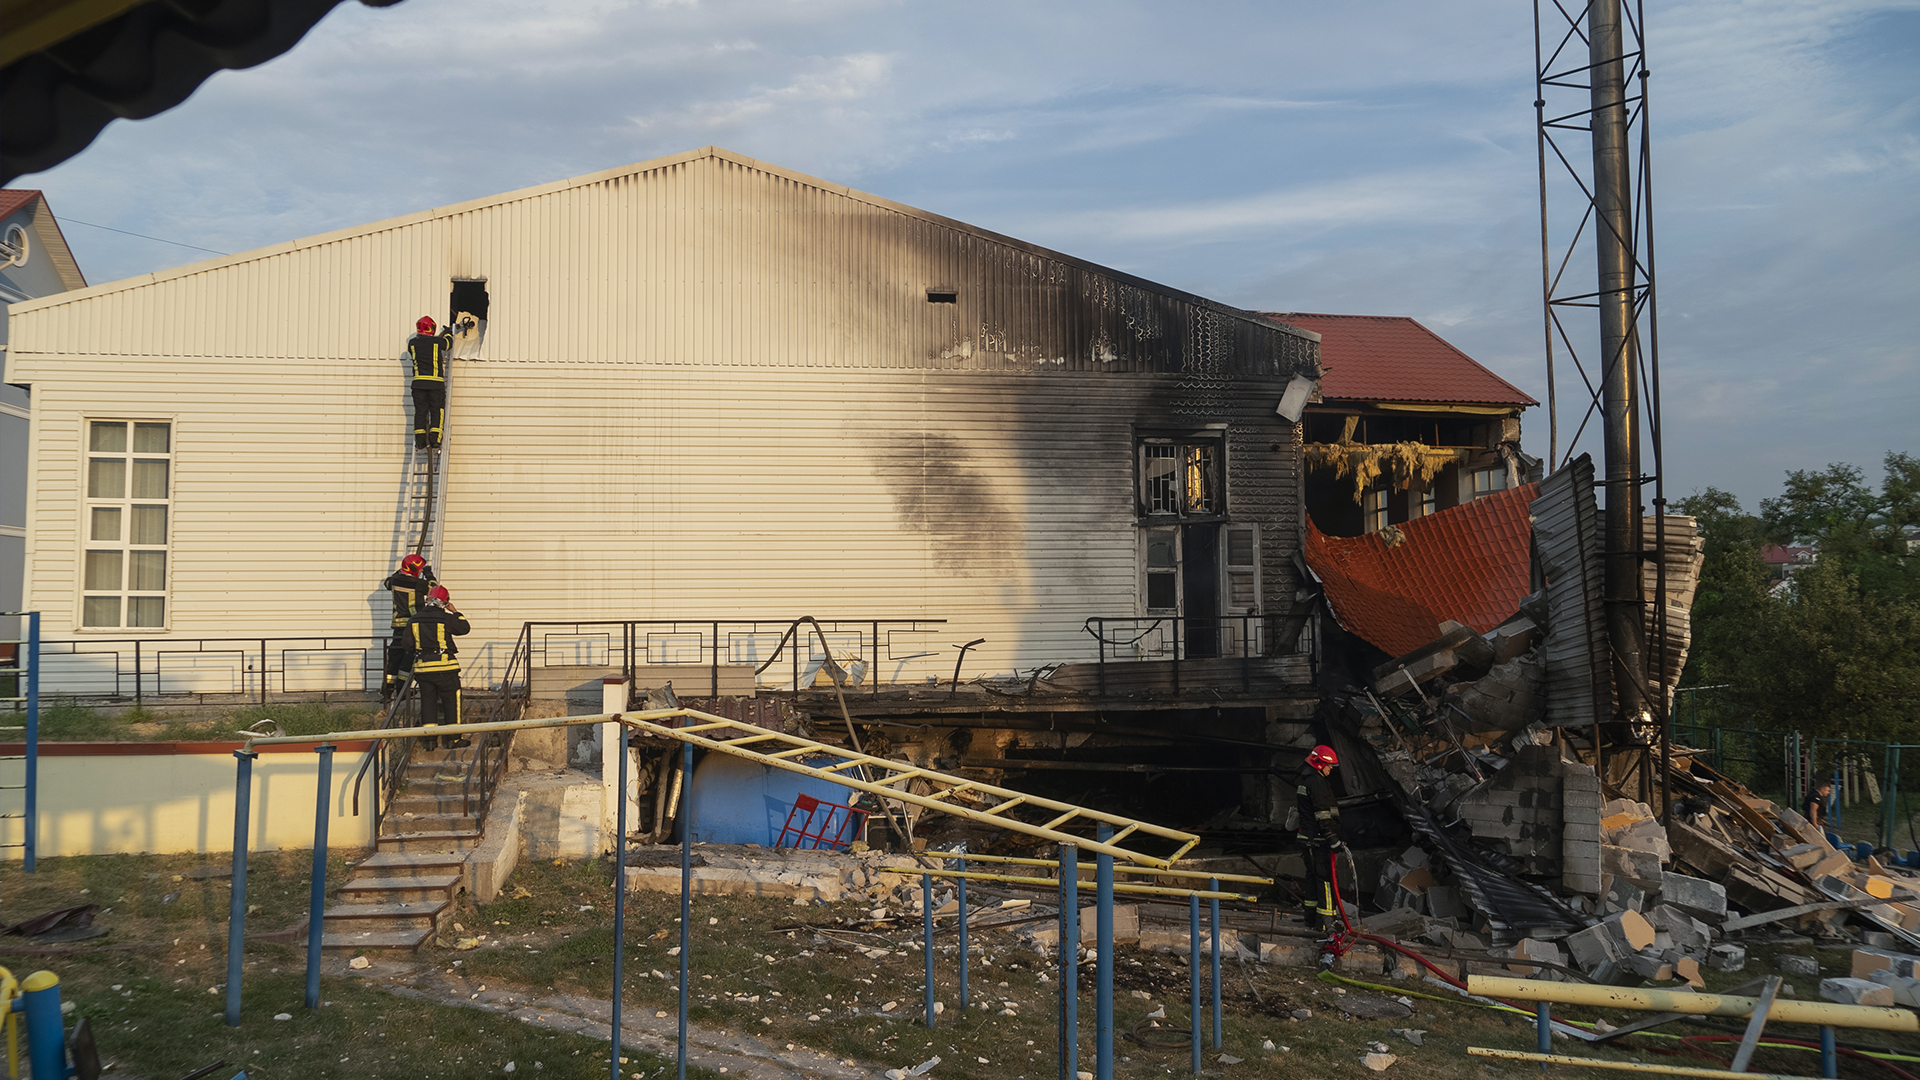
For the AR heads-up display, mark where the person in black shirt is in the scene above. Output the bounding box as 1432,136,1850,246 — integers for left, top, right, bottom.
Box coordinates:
1295,744,1346,933
407,315,453,449
1803,779,1833,832
379,553,436,704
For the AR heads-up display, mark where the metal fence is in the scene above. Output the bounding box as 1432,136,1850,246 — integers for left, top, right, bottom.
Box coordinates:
1671,686,1920,852
0,634,391,707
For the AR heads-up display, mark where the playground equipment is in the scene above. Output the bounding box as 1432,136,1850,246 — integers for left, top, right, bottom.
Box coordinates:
0,965,99,1080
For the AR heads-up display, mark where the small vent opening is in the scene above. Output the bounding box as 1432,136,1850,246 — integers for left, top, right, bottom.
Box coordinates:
926,287,957,304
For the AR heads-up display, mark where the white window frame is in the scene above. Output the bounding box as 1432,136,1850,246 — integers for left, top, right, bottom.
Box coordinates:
1140,526,1181,615
1362,487,1389,533
1470,466,1508,499
77,417,175,631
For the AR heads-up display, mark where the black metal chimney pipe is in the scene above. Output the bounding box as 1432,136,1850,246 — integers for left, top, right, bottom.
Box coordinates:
1588,0,1646,725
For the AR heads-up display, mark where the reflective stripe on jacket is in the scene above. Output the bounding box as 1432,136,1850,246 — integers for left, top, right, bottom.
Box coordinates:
408,332,454,382
408,608,470,672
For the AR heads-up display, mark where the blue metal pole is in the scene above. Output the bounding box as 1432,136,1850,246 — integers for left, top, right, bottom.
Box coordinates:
1096,826,1114,1080
611,724,628,1080
1820,1025,1837,1078
1189,893,1201,1076
21,970,64,1079
1209,877,1222,1049
224,749,257,1027
305,743,335,1009
923,872,936,1027
957,854,969,1011
677,738,692,1080
1537,1001,1551,1055
1060,843,1079,1080
22,612,36,873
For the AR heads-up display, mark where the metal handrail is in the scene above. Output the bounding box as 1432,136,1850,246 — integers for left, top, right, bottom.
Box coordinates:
516,616,946,697
1081,613,1302,697
12,632,392,706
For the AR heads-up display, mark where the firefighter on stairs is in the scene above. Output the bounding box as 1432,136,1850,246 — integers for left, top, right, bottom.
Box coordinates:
380,553,436,705
410,584,471,750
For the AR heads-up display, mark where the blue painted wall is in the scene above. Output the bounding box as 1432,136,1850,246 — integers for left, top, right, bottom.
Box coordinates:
685,752,863,848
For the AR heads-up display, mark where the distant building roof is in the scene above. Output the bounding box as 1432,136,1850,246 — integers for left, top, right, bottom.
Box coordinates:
0,190,39,220
1260,312,1537,408
1760,544,1817,566
0,189,86,292
1303,482,1539,656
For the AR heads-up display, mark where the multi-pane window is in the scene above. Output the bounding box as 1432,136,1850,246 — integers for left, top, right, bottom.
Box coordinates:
1140,439,1221,517
1419,487,1439,518
82,420,171,628
1362,488,1389,533
1470,467,1508,499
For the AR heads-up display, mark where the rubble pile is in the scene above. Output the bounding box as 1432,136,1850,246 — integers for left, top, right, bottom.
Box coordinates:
1332,608,1920,990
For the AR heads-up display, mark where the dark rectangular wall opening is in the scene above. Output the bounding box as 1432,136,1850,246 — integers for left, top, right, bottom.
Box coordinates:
926,287,957,304
450,278,489,322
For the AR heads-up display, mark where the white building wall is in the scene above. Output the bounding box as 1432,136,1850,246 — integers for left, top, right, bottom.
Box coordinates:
4,148,1316,690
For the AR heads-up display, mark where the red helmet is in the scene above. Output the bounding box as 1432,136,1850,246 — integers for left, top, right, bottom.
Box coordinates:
426,585,450,606
416,315,436,333
1307,745,1340,771
400,553,426,575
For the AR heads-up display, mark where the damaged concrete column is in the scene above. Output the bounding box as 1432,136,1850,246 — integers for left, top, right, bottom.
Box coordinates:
601,676,637,854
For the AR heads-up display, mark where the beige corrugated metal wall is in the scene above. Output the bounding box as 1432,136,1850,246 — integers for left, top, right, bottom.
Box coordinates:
5,147,1316,686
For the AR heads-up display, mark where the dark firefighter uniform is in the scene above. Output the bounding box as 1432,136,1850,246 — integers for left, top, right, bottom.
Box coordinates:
409,603,470,747
408,328,454,449
1296,762,1344,931
379,561,436,703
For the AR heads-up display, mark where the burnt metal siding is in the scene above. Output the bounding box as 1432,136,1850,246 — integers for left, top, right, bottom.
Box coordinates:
7,147,1320,383
4,147,1316,688
1533,455,1610,729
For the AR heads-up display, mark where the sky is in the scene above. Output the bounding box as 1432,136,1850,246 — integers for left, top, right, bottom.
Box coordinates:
17,0,1920,511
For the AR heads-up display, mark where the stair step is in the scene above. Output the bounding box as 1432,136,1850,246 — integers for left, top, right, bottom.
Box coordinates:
322,899,449,932
392,793,480,815
386,812,480,835
337,873,461,904
322,928,435,953
377,830,483,853
353,850,469,872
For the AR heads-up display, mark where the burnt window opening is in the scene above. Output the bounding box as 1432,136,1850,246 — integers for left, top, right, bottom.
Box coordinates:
449,278,489,358
1139,438,1222,518
926,288,958,304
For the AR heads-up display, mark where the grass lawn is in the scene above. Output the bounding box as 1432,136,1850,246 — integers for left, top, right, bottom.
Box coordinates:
7,847,1920,1079
0,850,697,1079
22,701,379,743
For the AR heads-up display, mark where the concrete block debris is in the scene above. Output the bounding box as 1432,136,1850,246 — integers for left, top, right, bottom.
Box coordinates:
1777,954,1821,977
1821,977,1895,1007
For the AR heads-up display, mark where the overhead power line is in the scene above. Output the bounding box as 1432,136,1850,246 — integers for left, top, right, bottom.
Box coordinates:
61,216,229,256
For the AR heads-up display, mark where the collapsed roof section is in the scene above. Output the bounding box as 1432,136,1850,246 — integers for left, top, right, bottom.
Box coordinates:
1303,482,1538,657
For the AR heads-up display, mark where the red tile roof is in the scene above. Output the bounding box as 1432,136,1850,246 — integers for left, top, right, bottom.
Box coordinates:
1303,482,1539,656
0,190,42,220
1262,312,1537,407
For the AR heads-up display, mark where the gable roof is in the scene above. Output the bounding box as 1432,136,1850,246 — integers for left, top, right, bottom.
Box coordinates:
1303,482,1539,656
0,188,86,292
1261,312,1534,407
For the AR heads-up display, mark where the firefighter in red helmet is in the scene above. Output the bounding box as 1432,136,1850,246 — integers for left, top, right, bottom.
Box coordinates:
407,315,453,449
408,584,470,749
1296,743,1347,933
379,552,437,704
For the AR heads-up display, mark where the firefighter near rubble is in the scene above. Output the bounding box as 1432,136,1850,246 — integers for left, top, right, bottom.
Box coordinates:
407,315,453,449
409,584,470,749
1295,744,1347,933
379,553,436,705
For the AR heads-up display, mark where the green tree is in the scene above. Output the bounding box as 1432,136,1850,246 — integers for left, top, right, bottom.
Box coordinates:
1677,455,1920,738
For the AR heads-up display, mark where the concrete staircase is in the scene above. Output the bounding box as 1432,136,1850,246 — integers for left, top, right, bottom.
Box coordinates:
321,744,488,953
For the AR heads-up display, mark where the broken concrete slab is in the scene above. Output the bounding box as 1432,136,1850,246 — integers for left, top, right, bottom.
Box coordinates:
1657,871,1727,921
1777,954,1821,977
1707,944,1746,972
1600,845,1664,891
1820,977,1895,1007
1648,905,1713,957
